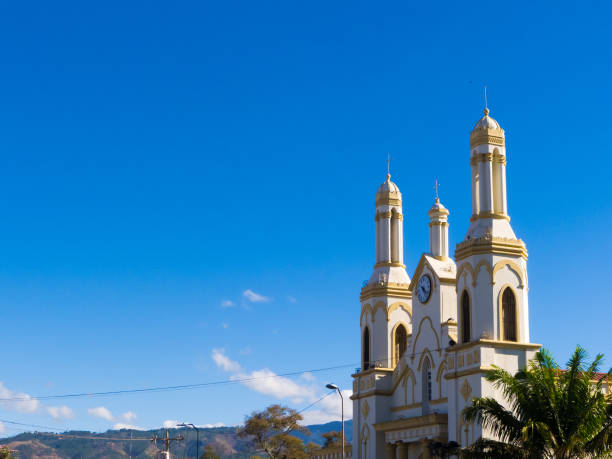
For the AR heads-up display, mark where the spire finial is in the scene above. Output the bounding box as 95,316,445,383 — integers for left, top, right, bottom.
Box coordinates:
386,153,391,177
434,179,440,202
484,85,489,115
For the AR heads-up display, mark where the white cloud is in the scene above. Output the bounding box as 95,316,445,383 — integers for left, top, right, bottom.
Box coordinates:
121,411,137,422
213,350,314,402
212,349,241,372
221,300,235,307
235,369,315,401
0,422,5,434
113,423,144,431
47,405,74,419
243,289,271,303
163,420,181,429
0,382,75,420
288,296,297,303
88,406,113,421
300,372,315,382
0,382,40,414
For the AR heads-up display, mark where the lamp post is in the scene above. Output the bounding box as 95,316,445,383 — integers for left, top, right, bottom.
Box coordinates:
177,423,199,459
326,383,345,458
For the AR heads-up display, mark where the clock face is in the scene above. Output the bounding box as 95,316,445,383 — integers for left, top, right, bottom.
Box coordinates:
417,275,432,303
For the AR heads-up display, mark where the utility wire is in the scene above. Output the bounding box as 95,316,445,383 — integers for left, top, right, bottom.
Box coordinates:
0,349,444,403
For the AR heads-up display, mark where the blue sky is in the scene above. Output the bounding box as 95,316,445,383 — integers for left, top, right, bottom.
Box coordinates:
0,0,610,435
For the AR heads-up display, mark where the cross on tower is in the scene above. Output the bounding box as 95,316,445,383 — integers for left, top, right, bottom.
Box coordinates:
434,179,440,200
484,85,488,111
387,153,391,176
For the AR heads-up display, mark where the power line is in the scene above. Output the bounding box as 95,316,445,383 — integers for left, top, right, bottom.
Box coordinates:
0,349,444,403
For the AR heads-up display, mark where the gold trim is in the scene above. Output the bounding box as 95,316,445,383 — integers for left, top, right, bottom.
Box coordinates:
373,261,406,269
410,316,441,360
470,134,505,148
374,413,448,432
470,212,510,222
387,302,412,320
431,397,448,406
360,282,412,302
445,366,493,380
408,254,455,292
391,321,410,368
390,402,421,412
428,221,448,227
455,236,528,261
376,197,402,207
417,347,436,371
493,260,526,289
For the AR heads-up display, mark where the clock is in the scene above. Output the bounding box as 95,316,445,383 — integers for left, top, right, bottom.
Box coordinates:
417,275,432,303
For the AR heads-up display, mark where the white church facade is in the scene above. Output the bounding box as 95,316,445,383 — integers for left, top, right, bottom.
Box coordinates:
350,107,542,459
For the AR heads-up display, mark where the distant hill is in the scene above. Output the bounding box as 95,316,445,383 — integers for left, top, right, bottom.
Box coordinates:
0,420,353,458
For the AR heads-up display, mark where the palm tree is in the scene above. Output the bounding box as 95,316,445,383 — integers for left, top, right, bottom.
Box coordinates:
461,346,611,458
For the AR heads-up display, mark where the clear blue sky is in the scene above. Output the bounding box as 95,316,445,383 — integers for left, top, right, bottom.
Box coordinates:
0,0,610,435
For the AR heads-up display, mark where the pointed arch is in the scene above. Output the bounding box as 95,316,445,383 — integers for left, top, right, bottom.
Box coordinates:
474,260,493,285
436,360,448,399
372,301,387,322
387,301,412,320
360,303,372,325
417,347,436,371
392,321,409,367
498,284,519,342
456,262,475,288
410,316,441,359
492,259,526,288
459,290,472,344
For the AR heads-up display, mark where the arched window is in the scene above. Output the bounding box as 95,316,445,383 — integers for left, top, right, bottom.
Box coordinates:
422,357,432,415
461,291,471,343
363,327,370,370
502,288,517,341
394,324,407,366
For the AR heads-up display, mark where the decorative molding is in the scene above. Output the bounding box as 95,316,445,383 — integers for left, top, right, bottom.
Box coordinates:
374,413,448,432
417,347,436,371
360,282,412,302
410,316,442,360
455,236,528,261
470,212,510,222
362,399,369,419
492,259,526,289
387,302,412,320
460,379,472,402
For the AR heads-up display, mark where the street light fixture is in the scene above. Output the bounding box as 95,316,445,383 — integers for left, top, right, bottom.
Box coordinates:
177,423,199,459
326,383,345,458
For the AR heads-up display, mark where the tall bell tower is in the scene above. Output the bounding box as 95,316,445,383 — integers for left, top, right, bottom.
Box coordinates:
447,108,541,447
352,174,412,459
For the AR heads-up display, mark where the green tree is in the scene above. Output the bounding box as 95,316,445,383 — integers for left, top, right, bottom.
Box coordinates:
0,447,17,459
321,430,342,448
462,346,611,458
239,404,310,459
200,444,220,459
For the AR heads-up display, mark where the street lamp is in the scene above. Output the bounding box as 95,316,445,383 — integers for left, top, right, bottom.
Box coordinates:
177,423,199,459
326,383,345,458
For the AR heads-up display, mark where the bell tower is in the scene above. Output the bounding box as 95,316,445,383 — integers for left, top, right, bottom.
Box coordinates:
353,174,412,459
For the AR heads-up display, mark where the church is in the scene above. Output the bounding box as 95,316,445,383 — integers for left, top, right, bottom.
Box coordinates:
351,107,542,458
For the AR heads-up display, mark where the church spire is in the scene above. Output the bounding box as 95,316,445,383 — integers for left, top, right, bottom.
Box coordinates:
428,196,449,259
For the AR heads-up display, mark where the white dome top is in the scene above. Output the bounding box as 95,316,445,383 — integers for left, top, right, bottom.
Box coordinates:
472,108,502,132
377,174,400,195
376,174,402,206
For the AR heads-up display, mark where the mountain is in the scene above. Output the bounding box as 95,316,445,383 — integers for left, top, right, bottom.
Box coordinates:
0,420,353,458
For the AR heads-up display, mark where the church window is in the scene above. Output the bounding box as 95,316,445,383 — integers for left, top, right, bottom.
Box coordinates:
363,327,371,370
394,324,407,366
502,288,517,341
461,291,471,343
